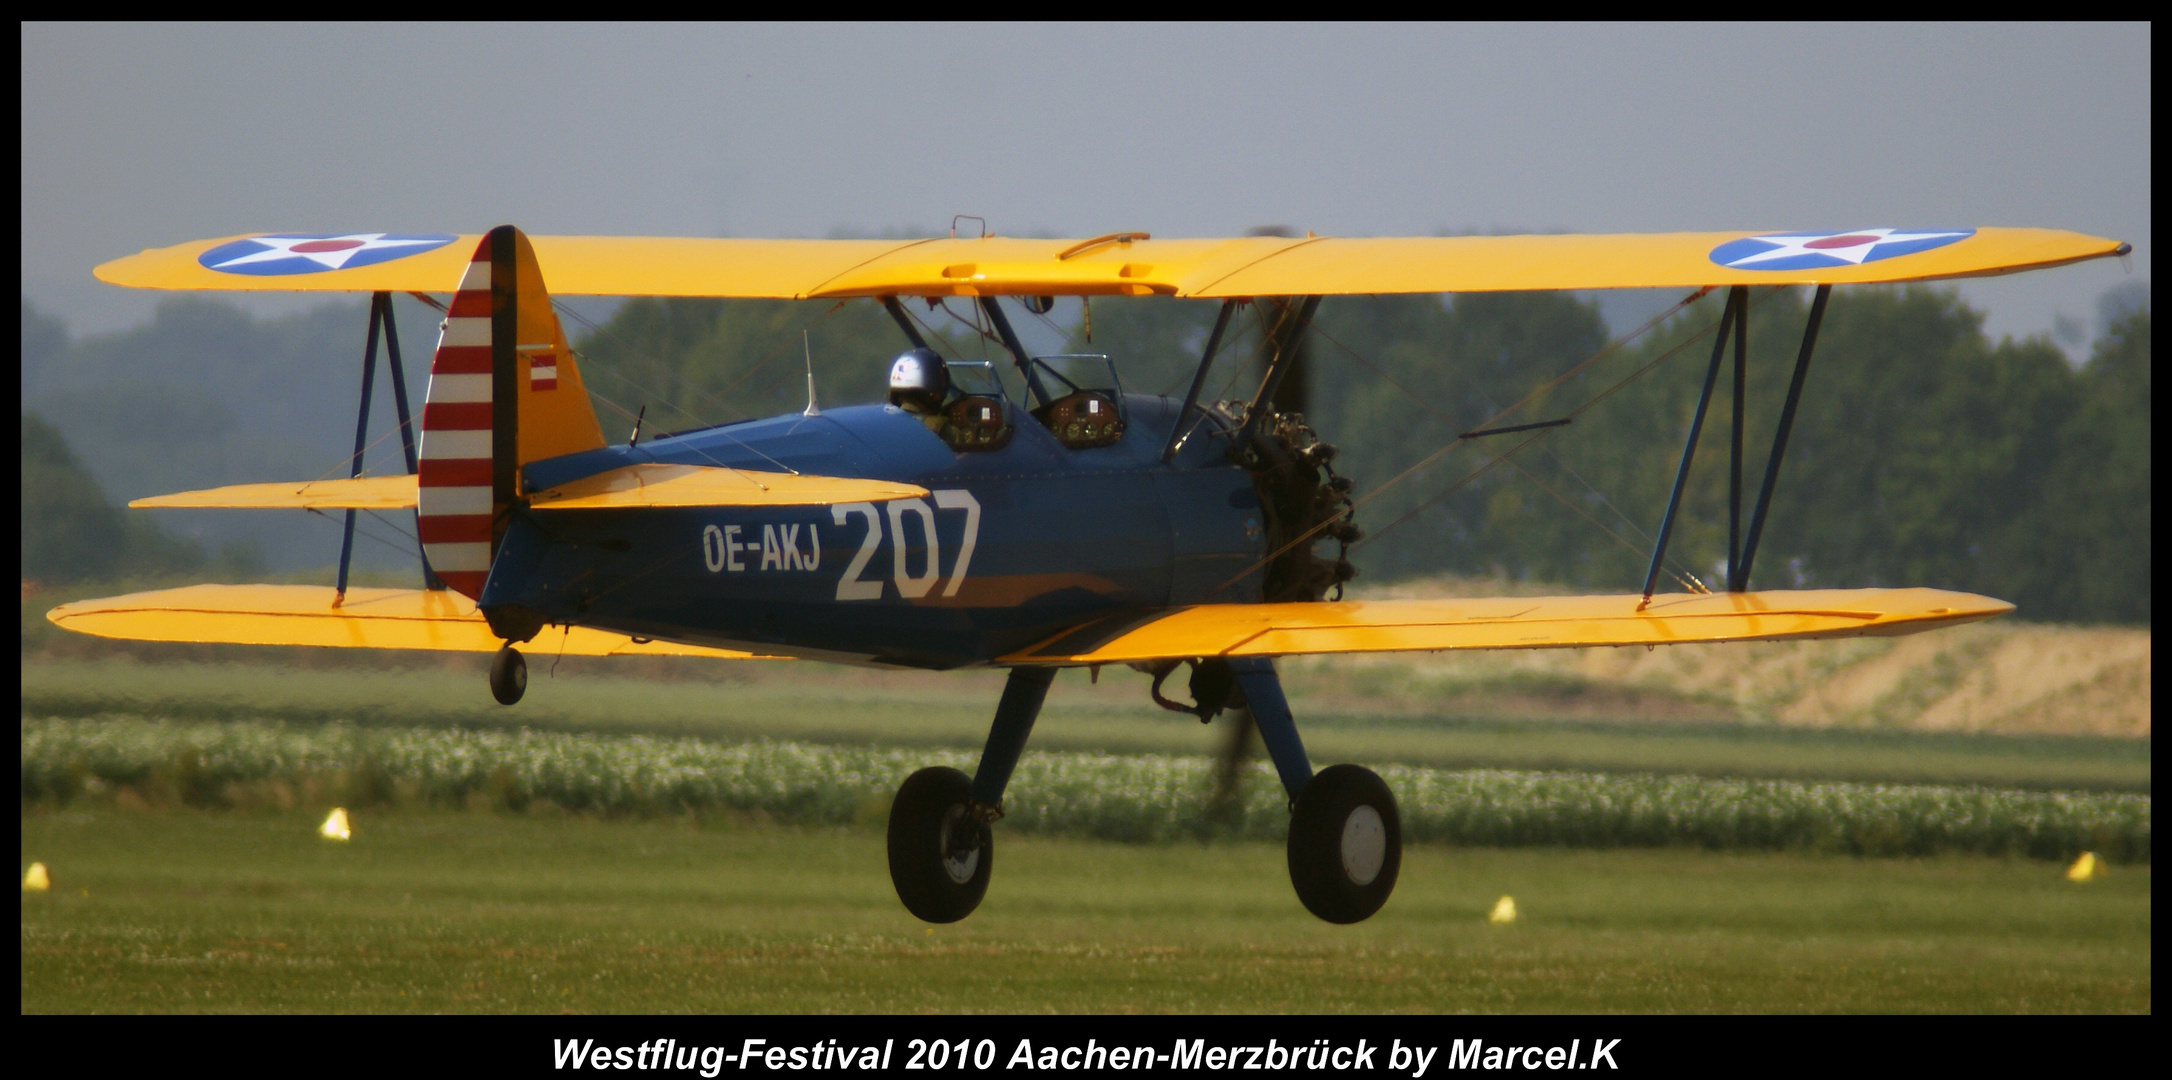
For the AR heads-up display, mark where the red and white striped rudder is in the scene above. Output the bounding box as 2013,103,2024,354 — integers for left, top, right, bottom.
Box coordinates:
416,226,605,600
416,237,500,598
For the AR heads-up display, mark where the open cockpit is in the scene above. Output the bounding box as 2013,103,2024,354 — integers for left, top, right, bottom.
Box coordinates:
886,346,1150,455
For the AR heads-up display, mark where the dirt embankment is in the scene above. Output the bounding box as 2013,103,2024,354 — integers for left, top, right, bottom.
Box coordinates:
1289,577,2151,737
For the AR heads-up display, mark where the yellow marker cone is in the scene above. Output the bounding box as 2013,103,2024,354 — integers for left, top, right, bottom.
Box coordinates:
22,863,51,892
320,807,352,841
2066,852,2100,882
1488,895,1517,924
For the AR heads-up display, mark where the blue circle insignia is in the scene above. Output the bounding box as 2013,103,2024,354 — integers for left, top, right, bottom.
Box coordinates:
198,233,458,276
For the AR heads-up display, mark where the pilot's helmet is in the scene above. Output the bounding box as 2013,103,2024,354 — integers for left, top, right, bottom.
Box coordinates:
888,348,950,408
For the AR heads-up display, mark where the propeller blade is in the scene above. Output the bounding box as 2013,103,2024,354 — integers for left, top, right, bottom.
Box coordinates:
1208,706,1256,823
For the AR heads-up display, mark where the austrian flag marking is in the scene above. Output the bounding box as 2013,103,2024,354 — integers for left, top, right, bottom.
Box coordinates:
528,351,559,391
1708,228,1975,272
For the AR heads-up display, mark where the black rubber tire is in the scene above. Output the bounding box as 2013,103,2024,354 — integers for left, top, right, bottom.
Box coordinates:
1287,764,1401,924
886,766,991,923
489,645,527,706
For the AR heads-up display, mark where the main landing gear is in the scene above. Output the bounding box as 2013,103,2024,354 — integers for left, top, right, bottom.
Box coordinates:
883,659,1402,924
886,667,1049,922
886,767,991,923
489,644,527,706
1287,763,1400,923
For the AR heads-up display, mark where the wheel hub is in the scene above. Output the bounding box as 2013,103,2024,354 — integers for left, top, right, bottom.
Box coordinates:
939,805,982,885
1340,805,1386,886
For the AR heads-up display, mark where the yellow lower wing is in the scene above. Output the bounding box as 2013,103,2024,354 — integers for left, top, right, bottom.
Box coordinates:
45,584,783,659
1000,588,2011,664
124,465,926,512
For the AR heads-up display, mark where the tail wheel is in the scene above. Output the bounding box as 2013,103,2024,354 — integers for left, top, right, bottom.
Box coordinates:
489,644,527,706
1287,764,1401,924
886,766,991,923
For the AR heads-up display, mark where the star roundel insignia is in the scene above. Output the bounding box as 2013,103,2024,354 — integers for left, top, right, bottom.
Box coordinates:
1708,228,1976,272
197,233,458,276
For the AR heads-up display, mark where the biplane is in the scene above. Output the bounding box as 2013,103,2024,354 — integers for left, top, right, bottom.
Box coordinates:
51,223,2127,923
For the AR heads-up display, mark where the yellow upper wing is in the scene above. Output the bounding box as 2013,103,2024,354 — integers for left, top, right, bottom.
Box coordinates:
95,229,2127,298
999,588,2011,664
45,584,783,658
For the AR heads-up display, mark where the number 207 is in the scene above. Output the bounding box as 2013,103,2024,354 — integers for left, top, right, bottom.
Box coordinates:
832,489,980,602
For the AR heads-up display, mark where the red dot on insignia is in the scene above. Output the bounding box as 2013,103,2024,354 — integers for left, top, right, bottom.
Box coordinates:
291,239,367,253
1804,234,1878,250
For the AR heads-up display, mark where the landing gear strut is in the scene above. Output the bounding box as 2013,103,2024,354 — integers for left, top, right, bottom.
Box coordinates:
886,667,1052,923
489,644,527,706
883,660,1402,925
1232,657,1402,924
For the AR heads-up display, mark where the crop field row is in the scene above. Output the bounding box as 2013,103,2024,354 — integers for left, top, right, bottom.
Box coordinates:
20,658,2153,792
22,716,2149,862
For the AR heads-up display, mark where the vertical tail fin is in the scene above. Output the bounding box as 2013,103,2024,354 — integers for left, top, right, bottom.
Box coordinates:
417,226,605,599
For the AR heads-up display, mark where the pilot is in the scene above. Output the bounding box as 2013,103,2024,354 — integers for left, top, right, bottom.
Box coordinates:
887,348,952,433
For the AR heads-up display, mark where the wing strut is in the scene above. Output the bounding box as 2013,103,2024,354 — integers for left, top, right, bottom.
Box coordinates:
881,295,929,350
1727,285,1749,590
977,296,1051,406
1737,284,1831,590
334,291,440,603
1237,295,1322,445
1161,298,1241,463
1640,287,1741,603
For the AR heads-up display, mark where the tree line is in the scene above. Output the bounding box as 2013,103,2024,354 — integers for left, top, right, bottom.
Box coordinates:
572,286,2149,624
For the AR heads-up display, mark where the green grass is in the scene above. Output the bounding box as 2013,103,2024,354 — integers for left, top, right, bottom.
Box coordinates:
22,717,2151,861
19,808,2150,1013
21,657,2153,793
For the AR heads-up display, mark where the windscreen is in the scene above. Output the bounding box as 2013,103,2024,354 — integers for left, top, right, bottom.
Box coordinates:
945,360,1007,399
1030,354,1123,397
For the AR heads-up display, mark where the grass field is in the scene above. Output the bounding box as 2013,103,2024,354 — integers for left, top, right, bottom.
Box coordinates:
19,807,2150,1014
21,601,2151,1013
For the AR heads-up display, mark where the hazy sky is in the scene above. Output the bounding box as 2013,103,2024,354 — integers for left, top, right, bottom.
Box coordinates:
21,23,2150,347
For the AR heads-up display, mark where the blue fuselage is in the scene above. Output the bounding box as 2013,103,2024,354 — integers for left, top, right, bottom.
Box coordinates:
485,395,1265,668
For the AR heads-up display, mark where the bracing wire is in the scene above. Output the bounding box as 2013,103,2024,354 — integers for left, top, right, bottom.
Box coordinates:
1463,387,1672,567
303,507,431,570
554,297,853,431
1201,285,1728,599
1497,453,1700,592
1535,442,1659,547
1348,289,1780,561
551,299,817,476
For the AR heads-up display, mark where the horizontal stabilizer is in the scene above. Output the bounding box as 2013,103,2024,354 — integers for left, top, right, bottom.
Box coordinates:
1001,587,2012,664
46,584,783,659
529,464,927,509
131,475,419,510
